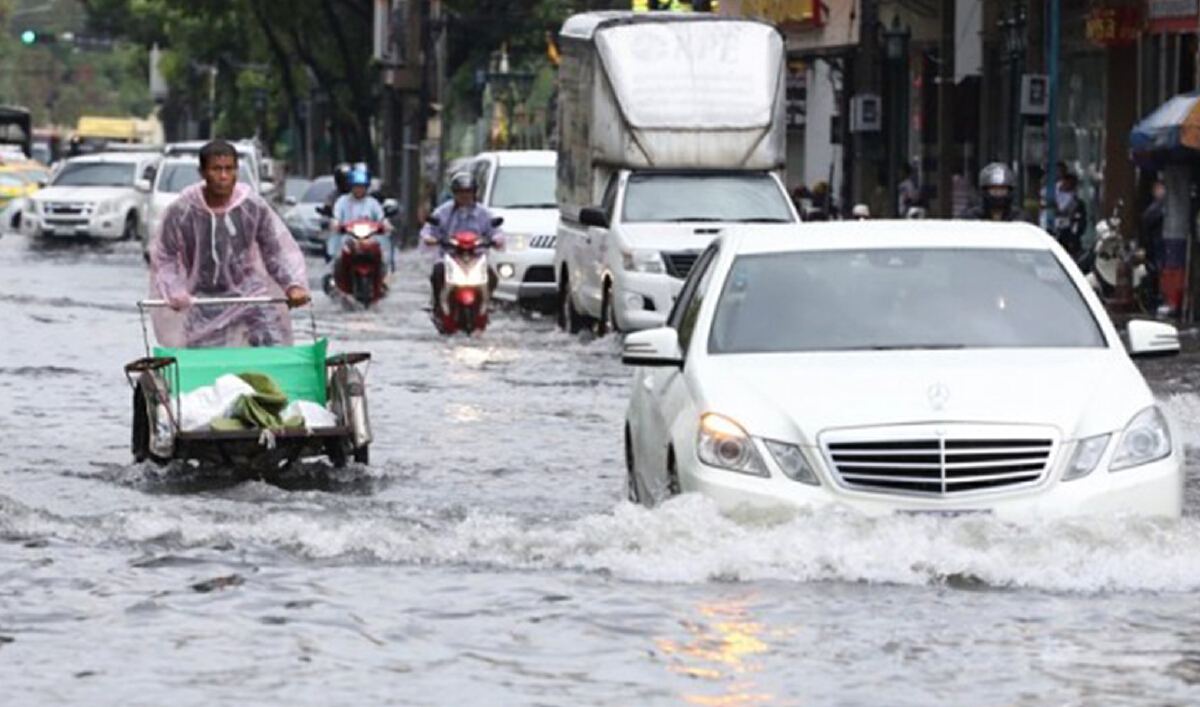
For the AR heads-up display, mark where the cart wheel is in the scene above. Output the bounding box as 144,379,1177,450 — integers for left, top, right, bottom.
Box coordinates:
326,439,348,469
353,445,369,465
132,385,150,463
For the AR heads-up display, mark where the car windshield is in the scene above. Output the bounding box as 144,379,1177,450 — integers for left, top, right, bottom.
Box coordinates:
623,173,796,223
709,248,1105,353
53,162,136,187
0,174,23,187
301,178,336,204
157,162,253,193
489,165,556,208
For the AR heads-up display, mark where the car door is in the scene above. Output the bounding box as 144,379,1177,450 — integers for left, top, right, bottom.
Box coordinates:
580,173,619,317
635,242,720,499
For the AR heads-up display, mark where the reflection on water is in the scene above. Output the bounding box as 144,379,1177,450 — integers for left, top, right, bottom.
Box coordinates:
656,598,788,707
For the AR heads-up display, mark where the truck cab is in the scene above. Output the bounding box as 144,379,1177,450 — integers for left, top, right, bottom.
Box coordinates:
555,169,798,333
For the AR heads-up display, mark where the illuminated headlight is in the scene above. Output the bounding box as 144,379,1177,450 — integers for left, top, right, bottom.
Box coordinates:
508,233,529,251
622,249,665,274
498,263,515,279
1062,434,1110,481
697,413,768,477
763,439,820,485
96,201,117,215
1111,407,1172,471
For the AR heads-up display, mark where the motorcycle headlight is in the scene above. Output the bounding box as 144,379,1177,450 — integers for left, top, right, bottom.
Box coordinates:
763,439,820,485
697,413,768,477
1111,407,1172,471
622,249,665,274
1062,434,1111,482
508,233,529,251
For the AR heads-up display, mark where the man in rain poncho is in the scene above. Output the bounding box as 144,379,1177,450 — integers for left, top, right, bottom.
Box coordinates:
150,140,310,348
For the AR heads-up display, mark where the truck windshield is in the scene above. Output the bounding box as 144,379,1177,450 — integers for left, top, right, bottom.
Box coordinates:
53,163,137,188
490,166,556,209
623,173,795,223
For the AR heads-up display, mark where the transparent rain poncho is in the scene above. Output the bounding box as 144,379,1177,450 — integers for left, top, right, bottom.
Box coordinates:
150,183,308,348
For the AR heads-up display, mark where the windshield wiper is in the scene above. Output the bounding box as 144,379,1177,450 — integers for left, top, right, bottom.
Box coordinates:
502,203,558,209
663,217,723,223
734,217,792,223
846,344,968,351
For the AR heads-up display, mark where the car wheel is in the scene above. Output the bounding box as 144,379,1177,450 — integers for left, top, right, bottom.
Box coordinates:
597,280,617,337
121,213,138,242
558,271,582,334
666,450,682,497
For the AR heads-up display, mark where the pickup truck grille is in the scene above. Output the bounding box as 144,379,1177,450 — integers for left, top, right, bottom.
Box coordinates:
45,202,94,216
823,430,1054,497
663,251,700,279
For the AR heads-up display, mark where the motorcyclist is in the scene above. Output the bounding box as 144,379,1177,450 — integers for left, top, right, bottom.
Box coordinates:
150,139,310,348
420,171,503,315
1053,171,1087,258
963,163,1026,222
328,167,392,270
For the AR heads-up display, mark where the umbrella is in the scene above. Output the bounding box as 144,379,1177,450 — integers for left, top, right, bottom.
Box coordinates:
1130,92,1200,163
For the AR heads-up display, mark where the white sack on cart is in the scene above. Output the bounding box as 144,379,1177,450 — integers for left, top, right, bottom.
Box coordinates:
179,375,255,431
283,400,338,429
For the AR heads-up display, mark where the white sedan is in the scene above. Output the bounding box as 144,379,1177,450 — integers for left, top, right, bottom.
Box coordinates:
622,221,1183,520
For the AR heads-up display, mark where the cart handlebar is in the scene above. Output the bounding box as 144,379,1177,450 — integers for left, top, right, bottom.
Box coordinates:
138,296,290,309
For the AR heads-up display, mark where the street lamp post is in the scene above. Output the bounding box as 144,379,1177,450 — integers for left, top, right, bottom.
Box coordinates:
882,14,910,218
999,4,1027,208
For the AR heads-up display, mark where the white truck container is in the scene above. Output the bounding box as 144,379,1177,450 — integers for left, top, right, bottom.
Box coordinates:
554,11,799,334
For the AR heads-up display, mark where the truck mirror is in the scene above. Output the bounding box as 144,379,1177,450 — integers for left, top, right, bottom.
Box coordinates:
580,207,609,229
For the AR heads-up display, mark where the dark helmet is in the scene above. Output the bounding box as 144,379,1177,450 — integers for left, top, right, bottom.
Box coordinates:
333,162,353,193
979,162,1015,211
450,171,477,193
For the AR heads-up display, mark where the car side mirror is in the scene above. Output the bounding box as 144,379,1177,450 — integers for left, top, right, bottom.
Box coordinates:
383,198,400,218
491,216,504,229
316,204,333,218
1126,319,1180,359
135,179,152,193
622,327,683,368
580,206,609,229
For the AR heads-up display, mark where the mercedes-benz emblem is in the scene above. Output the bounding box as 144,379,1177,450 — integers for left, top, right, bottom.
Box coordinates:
927,382,951,411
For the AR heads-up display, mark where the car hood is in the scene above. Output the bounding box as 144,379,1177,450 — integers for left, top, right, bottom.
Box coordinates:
490,207,558,236
615,222,797,252
695,349,1151,444
34,186,136,203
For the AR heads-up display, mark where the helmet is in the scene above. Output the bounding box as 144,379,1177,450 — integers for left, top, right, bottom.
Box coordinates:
979,162,1015,211
450,171,477,193
349,169,370,187
333,162,353,193
851,203,870,219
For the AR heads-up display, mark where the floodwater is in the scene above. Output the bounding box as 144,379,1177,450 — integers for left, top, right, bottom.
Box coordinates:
4,233,1200,706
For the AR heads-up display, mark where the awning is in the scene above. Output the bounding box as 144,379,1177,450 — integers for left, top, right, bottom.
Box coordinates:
1130,92,1200,160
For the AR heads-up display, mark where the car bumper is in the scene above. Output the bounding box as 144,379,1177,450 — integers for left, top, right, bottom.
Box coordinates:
611,270,685,331
494,249,557,304
681,449,1183,521
24,213,125,239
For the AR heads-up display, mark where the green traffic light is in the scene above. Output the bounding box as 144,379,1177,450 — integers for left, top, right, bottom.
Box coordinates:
20,30,36,45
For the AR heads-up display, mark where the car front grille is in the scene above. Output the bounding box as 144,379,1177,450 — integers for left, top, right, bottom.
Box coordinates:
663,251,700,279
823,429,1054,497
529,234,556,249
45,202,94,216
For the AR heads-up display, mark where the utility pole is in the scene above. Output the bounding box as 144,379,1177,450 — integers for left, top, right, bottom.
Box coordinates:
936,0,955,218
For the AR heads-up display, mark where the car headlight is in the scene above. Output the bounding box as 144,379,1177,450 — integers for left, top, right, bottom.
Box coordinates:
28,200,40,214
763,439,820,485
508,233,529,251
1111,406,1172,471
697,413,768,477
96,201,116,216
1062,434,1110,481
622,249,665,274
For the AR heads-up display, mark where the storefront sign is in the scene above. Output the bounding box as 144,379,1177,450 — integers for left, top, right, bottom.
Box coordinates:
1085,6,1142,47
721,0,855,55
1148,0,1199,32
737,0,823,28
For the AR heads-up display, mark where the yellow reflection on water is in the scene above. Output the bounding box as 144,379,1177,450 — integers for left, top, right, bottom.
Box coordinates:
653,599,795,707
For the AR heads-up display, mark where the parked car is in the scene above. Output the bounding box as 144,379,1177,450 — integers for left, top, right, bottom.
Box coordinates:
462,151,558,310
622,221,1183,520
23,151,160,241
142,155,258,258
282,175,337,255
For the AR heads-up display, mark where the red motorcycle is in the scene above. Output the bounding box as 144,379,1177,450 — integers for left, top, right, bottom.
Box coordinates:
425,216,504,335
330,219,388,307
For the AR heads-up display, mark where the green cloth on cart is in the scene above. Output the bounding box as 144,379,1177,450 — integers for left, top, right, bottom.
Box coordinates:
209,372,305,431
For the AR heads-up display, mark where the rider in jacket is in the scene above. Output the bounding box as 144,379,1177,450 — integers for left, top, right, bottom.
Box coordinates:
420,172,503,314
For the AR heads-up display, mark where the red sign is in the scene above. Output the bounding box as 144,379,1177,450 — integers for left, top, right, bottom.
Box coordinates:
1086,6,1142,47
1148,0,1199,33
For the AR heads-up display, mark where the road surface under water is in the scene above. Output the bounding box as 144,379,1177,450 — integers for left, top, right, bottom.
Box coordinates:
3,234,1200,706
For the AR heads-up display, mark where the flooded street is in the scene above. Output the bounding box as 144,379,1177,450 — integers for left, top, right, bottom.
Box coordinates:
6,233,1200,706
